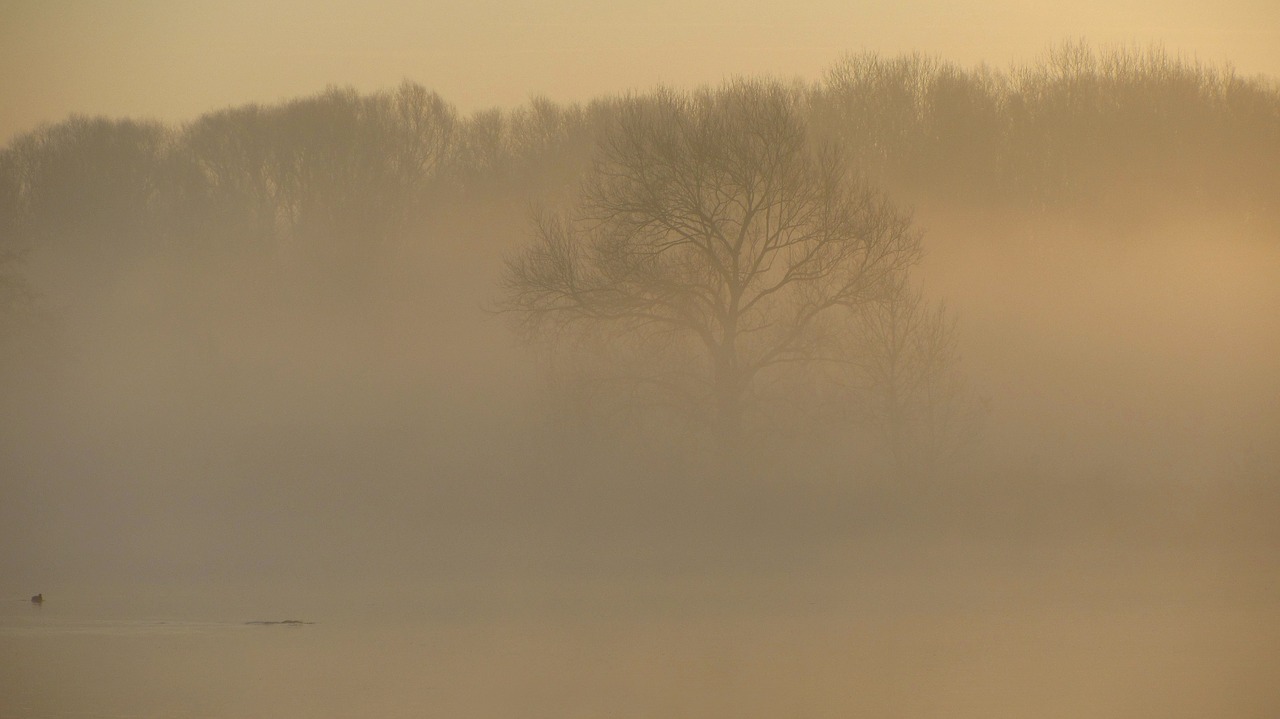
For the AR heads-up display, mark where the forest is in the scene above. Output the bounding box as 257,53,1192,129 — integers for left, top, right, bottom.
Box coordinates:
1,41,1277,594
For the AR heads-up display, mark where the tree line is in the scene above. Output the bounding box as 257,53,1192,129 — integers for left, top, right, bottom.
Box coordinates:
2,43,1274,271
0,42,1275,472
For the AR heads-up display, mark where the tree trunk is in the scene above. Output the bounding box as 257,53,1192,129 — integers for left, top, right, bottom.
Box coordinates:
712,344,746,475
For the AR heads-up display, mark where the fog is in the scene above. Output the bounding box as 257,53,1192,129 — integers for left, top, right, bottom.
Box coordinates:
1,17,1278,719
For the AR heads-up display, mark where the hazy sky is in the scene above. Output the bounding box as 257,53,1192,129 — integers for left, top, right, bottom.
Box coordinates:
2,0,1278,142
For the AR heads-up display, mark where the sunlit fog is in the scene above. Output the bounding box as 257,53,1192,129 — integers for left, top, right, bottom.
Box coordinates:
1,3,1278,718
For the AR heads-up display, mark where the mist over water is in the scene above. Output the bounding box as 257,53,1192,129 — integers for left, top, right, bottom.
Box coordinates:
2,40,1278,718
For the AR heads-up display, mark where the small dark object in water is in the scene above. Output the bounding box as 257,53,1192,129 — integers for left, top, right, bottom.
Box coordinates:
30,593,43,604
245,619,313,625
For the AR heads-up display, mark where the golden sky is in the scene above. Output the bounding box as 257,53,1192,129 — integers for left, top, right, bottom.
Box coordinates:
2,0,1277,142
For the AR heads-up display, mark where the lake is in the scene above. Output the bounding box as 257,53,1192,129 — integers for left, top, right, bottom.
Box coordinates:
4,540,1276,718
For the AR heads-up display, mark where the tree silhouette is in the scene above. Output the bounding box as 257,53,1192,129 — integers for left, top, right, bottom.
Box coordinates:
844,277,980,475
500,81,924,455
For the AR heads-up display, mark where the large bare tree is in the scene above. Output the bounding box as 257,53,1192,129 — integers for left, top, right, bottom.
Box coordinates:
500,82,923,452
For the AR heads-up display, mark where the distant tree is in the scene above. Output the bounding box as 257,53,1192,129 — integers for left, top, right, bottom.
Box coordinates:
2,116,168,265
164,82,458,291
811,52,941,190
0,147,43,364
0,115,179,360
164,102,286,260
265,83,455,281
843,277,982,475
500,82,926,457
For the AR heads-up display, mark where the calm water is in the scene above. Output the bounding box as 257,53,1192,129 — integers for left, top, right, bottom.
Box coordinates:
3,547,1277,719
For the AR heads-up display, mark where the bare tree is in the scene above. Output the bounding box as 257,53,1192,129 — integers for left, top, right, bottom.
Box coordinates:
844,277,982,476
500,81,923,455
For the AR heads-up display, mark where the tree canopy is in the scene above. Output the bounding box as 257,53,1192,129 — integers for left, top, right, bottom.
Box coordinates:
500,82,925,451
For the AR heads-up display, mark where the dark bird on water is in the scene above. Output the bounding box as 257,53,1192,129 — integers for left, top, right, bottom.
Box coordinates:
31,593,43,604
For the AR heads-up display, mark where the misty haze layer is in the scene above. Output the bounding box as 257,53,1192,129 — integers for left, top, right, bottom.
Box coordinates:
1,43,1277,718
